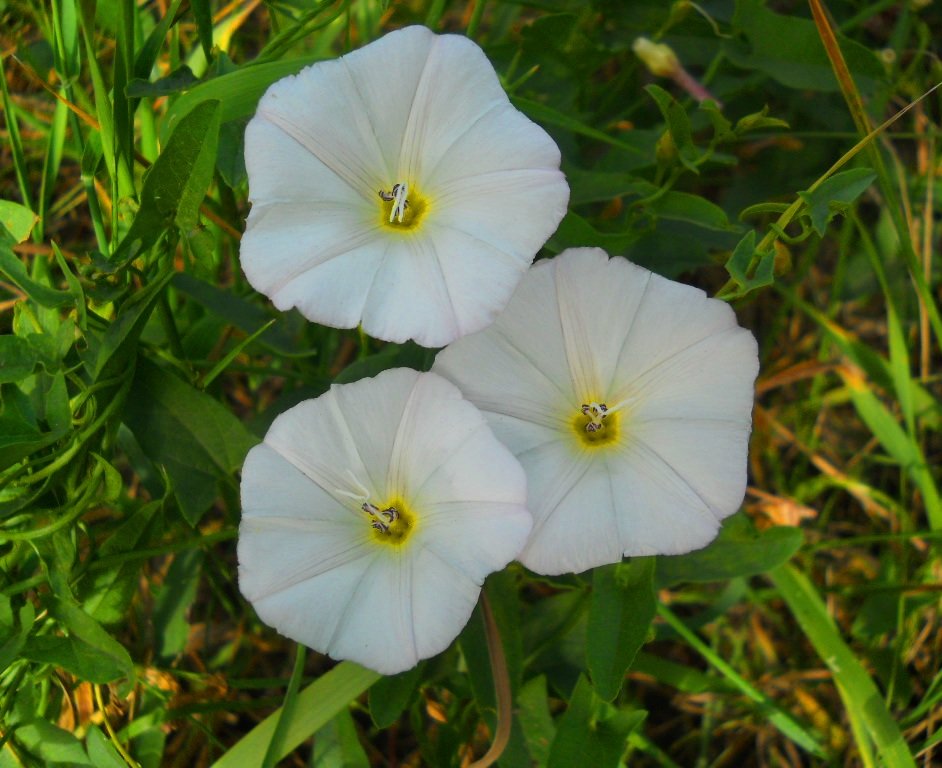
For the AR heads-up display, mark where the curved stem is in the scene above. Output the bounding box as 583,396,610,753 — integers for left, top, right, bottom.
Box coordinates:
468,593,512,768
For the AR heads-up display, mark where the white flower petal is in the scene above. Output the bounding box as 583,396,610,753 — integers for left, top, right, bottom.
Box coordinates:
607,441,721,556
240,202,378,304
518,453,624,575
262,392,373,503
251,59,391,196
332,368,422,498
242,26,568,347
424,104,563,187
398,224,539,344
608,270,746,400
420,499,535,581
433,248,758,574
631,417,750,518
624,327,760,422
396,31,518,181
552,248,653,397
431,169,569,275
238,369,531,673
244,119,368,206
239,443,352,525
410,547,482,660
268,241,390,330
433,257,577,412
247,553,378,660
359,237,460,347
339,27,439,177
325,554,421,675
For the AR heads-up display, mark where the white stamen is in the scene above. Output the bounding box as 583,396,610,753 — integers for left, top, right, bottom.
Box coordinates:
362,501,401,535
389,182,409,223
334,470,371,503
581,402,608,432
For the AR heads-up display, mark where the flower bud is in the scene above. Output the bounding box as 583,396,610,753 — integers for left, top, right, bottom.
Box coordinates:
632,37,680,78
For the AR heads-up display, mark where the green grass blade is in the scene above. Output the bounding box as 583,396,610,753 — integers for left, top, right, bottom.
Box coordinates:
37,97,68,241
0,56,34,211
210,662,380,768
260,644,306,768
769,563,916,768
657,604,827,757
199,320,276,389
808,0,942,351
836,366,942,530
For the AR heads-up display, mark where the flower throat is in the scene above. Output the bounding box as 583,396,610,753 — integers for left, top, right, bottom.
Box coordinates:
362,499,415,545
378,182,427,230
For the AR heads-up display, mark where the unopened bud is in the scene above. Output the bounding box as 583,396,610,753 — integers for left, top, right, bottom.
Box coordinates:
632,37,680,78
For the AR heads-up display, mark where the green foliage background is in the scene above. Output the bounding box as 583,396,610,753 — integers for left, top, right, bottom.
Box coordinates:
0,0,940,766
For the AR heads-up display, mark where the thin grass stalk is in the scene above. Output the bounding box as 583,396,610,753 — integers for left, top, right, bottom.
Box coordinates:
468,592,513,768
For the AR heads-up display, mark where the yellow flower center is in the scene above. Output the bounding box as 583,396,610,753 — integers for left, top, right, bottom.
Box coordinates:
362,498,416,546
571,401,621,449
378,182,428,231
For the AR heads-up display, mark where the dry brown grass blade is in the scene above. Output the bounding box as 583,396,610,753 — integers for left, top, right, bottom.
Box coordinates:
807,0,872,137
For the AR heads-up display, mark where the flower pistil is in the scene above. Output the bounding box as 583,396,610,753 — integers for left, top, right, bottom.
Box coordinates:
573,399,626,448
362,499,415,544
378,182,427,229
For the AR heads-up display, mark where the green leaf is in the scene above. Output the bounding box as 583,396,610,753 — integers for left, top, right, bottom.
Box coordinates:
0,336,38,383
0,200,39,242
133,0,186,80
123,357,259,525
0,602,35,672
517,676,556,768
210,662,380,768
81,501,162,624
0,412,65,471
632,652,738,695
24,597,134,683
172,273,300,355
644,84,699,173
548,211,638,255
547,676,643,768
126,65,199,98
644,191,740,232
333,347,402,385
699,99,734,143
734,106,790,135
460,572,524,712
153,549,203,662
724,229,776,295
311,709,370,768
656,512,803,586
586,559,656,701
798,167,877,236
0,246,74,308
565,170,653,206
14,719,93,766
111,100,222,264
369,663,425,729
658,603,827,757
82,270,173,382
726,0,885,94
84,726,128,768
191,0,214,63
838,367,942,530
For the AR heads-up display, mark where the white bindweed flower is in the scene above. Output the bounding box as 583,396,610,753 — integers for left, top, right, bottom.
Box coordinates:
241,25,569,348
433,248,759,575
238,368,531,674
